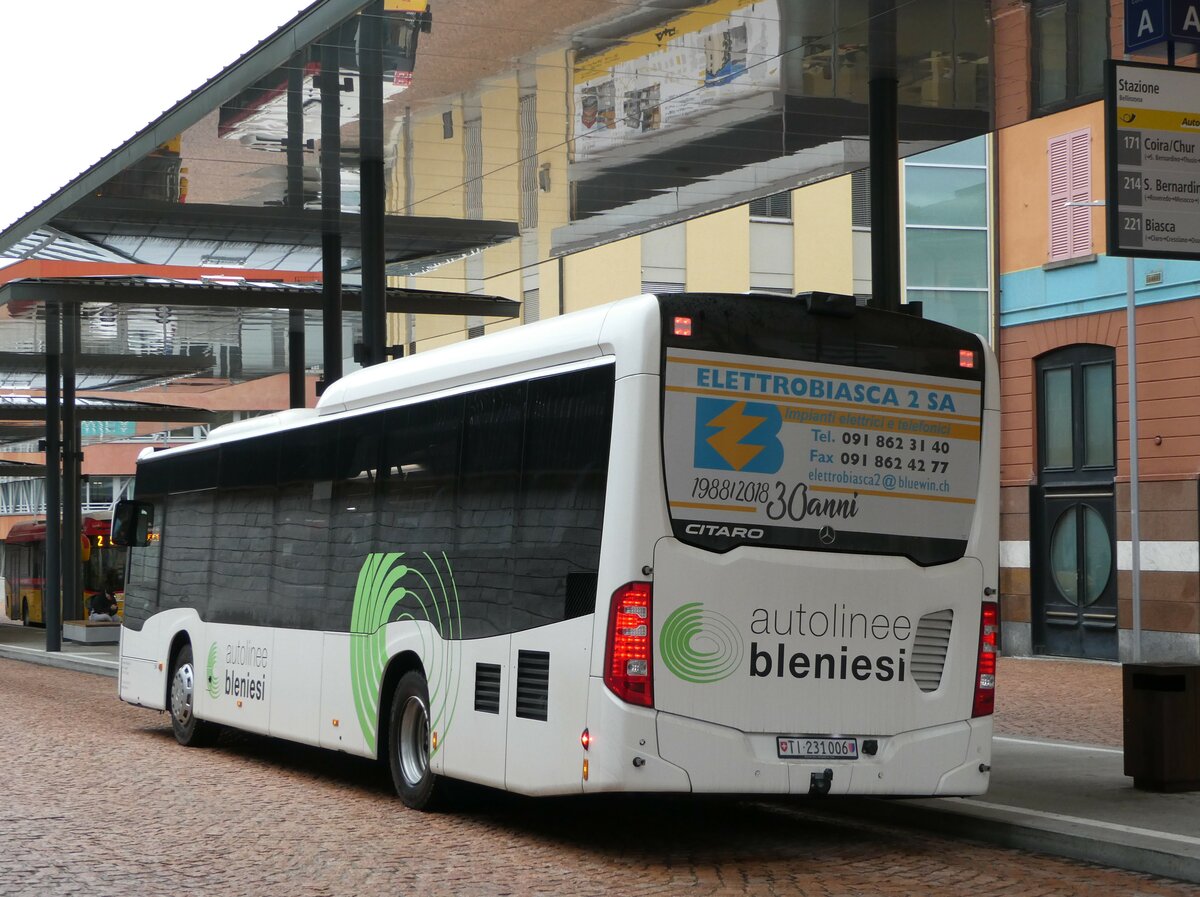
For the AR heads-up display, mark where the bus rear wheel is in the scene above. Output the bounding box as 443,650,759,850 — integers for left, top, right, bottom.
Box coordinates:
388,670,444,811
169,643,218,747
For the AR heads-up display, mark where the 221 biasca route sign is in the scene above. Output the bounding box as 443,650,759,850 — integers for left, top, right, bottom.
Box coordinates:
1107,60,1200,260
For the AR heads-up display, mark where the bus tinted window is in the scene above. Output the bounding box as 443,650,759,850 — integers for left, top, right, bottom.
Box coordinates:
513,366,614,626
211,484,276,626
126,364,615,638
455,383,525,637
328,416,384,622
122,496,163,630
159,491,215,617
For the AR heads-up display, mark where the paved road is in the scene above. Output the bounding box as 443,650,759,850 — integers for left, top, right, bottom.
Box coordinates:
1,657,1191,897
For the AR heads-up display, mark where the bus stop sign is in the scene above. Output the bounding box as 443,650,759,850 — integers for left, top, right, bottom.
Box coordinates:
1170,1,1200,40
1127,0,1168,52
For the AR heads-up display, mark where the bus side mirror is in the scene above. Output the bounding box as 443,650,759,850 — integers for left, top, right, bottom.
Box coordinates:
112,500,154,547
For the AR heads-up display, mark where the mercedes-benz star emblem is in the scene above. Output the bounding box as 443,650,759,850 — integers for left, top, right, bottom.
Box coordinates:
819,526,836,545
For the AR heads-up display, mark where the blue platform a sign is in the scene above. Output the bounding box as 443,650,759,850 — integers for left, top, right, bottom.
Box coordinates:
1128,0,1168,51
1170,0,1200,40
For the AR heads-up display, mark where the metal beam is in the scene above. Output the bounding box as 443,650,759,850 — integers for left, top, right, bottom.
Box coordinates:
0,352,212,377
62,304,81,625
50,200,519,259
287,52,308,410
0,280,520,317
0,401,218,423
44,304,61,652
359,0,387,367
320,33,344,393
868,0,901,313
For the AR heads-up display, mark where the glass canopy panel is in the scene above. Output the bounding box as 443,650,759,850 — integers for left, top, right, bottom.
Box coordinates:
0,0,994,381
32,0,991,282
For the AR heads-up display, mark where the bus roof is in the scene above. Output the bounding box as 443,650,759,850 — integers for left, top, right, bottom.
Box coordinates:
5,514,112,544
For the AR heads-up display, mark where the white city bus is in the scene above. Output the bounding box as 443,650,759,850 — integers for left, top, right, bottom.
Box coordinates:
115,291,999,809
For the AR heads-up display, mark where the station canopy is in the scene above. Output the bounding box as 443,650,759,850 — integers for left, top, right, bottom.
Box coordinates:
0,0,995,390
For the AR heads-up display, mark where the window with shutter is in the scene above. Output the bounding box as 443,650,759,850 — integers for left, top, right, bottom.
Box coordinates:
1048,129,1091,262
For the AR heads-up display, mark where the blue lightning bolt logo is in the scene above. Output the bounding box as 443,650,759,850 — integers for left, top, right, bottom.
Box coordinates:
694,398,784,473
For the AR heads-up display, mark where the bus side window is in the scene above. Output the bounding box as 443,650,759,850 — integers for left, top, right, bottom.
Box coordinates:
123,497,165,628
272,422,336,630
456,384,525,637
377,395,463,631
213,434,279,626
513,366,615,628
158,491,216,618
327,415,383,625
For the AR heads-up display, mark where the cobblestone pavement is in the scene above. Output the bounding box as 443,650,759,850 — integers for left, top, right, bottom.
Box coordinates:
0,656,1186,897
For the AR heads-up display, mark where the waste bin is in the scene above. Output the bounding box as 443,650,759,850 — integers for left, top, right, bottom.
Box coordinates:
1122,663,1200,792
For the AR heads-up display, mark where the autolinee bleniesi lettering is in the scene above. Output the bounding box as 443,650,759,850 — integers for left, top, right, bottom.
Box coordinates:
223,638,269,701
748,604,912,683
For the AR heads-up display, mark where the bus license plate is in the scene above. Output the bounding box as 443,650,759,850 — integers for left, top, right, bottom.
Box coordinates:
776,736,858,760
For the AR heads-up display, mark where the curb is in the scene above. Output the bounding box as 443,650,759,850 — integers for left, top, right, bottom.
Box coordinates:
0,644,117,678
815,796,1200,886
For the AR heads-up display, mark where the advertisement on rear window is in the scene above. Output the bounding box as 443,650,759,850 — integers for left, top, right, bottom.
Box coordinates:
663,349,982,547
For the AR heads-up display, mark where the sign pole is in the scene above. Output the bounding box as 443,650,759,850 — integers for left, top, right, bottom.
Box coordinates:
1126,255,1143,663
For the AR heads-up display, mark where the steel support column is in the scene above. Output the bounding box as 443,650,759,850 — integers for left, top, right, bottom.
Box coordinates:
43,304,61,652
319,34,344,392
868,0,901,313
61,303,82,623
359,0,387,366
287,52,307,408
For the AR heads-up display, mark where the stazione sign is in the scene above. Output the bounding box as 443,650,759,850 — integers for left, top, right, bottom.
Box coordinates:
1106,60,1200,260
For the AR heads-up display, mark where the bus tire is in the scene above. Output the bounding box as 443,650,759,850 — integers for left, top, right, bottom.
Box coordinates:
388,670,444,811
169,643,218,748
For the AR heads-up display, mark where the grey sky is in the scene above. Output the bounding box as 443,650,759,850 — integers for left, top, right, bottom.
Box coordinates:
0,1,312,234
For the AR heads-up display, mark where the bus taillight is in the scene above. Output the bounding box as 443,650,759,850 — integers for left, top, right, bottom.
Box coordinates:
971,601,999,717
604,582,653,707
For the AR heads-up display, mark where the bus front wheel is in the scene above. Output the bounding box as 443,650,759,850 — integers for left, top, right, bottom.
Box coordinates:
388,670,444,811
169,644,219,747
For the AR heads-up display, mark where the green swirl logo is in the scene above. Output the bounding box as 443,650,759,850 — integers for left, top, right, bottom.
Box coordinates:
659,602,744,683
206,642,221,700
349,552,462,755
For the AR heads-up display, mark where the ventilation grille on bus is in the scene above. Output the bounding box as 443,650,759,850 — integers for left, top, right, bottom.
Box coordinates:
515,650,550,721
911,609,954,693
474,663,502,714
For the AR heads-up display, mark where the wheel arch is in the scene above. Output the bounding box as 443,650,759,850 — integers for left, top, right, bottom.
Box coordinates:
165,630,193,708
376,650,425,760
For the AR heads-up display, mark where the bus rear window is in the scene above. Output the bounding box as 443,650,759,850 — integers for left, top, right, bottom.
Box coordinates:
659,294,984,566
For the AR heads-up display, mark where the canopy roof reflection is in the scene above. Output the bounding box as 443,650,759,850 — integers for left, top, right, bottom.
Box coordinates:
0,275,520,316
47,200,518,275
0,0,995,278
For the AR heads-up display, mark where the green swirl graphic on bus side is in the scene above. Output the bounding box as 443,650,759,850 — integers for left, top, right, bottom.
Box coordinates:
205,641,221,700
659,602,744,683
349,552,463,757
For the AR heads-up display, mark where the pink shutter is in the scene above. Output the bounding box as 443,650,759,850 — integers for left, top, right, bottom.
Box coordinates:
1067,129,1092,257
1048,129,1092,262
1048,135,1072,261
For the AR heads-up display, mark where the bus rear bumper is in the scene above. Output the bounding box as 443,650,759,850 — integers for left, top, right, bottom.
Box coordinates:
655,711,992,797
